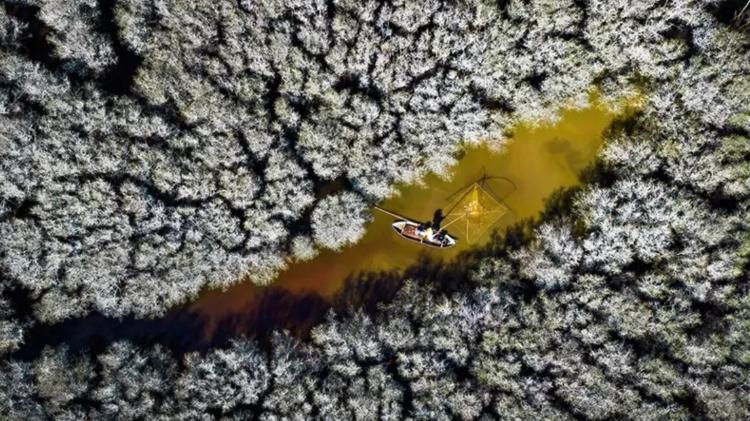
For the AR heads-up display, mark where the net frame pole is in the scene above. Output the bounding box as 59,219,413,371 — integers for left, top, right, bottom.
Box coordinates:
373,206,408,220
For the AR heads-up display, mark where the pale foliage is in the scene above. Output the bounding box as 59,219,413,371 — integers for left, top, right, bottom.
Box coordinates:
311,192,370,250
3,0,744,322
0,0,749,418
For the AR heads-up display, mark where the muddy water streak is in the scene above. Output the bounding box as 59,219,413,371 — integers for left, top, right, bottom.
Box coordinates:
190,97,633,335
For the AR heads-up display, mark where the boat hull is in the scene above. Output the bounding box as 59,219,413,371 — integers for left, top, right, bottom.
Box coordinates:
391,220,456,248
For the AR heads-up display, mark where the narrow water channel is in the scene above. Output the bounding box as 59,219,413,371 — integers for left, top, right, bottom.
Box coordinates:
190,95,638,339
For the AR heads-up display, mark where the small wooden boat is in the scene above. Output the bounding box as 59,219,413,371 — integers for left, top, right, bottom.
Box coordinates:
392,220,457,248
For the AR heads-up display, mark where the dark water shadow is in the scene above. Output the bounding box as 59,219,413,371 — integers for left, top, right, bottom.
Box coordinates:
545,137,585,171
11,218,538,360
10,178,589,360
14,310,206,361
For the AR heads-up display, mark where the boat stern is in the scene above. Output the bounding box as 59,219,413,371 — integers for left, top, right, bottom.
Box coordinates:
442,235,457,247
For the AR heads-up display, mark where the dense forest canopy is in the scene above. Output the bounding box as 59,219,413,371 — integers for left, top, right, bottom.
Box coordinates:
1,0,661,325
1,0,749,419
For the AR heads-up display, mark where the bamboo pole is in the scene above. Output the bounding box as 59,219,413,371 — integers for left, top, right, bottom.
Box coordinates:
373,205,408,220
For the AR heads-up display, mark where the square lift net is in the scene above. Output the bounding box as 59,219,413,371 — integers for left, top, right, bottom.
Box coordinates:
440,176,516,244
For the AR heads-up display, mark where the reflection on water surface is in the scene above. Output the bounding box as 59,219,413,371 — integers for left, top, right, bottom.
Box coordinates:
191,95,638,335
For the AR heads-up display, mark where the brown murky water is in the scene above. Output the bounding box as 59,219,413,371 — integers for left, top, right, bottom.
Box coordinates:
190,95,638,336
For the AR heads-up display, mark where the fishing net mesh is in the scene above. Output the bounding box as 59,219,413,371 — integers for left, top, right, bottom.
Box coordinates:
443,180,511,243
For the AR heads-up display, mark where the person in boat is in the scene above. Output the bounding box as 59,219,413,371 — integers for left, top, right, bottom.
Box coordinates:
418,221,435,234
415,217,449,244
432,209,444,230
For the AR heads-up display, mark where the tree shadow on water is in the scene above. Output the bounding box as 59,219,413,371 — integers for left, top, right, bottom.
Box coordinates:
10,220,539,359
11,179,587,358
14,309,207,360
